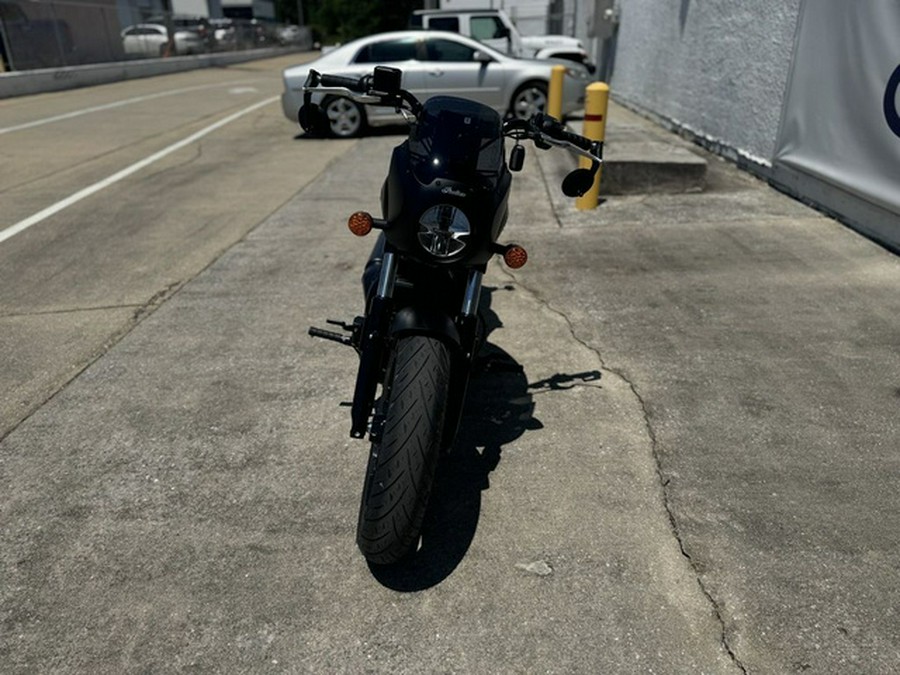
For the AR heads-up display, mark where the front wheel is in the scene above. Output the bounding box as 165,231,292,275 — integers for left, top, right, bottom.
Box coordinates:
357,335,452,565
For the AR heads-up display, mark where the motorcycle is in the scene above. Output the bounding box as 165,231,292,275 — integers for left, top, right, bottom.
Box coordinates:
300,66,603,565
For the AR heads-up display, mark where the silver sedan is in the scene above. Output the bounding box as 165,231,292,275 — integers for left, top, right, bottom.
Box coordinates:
281,30,590,137
120,24,203,57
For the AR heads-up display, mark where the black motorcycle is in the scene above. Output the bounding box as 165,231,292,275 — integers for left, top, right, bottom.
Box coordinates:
301,66,603,565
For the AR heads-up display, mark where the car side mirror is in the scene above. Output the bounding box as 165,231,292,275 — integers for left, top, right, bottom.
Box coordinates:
561,168,596,197
473,50,492,63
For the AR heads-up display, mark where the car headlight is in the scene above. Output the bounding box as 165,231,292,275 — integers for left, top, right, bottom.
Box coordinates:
418,204,470,258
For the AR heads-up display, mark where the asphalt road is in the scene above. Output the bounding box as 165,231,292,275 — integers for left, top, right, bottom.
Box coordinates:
2,55,900,674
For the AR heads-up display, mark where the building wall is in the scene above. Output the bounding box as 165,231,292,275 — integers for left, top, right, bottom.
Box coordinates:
220,0,273,20
610,0,801,166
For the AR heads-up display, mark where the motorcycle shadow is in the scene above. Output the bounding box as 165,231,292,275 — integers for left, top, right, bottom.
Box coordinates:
368,286,543,591
369,342,539,591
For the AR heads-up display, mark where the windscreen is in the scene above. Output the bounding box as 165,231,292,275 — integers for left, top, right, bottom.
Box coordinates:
408,96,504,185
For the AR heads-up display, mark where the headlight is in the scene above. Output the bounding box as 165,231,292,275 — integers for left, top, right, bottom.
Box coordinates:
418,204,471,258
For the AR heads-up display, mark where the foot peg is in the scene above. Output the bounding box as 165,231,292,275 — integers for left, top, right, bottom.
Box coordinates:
308,326,352,345
308,317,363,348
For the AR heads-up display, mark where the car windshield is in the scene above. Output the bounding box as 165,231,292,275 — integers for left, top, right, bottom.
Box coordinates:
408,96,503,185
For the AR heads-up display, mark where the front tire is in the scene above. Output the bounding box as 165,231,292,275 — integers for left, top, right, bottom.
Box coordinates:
322,95,366,138
357,335,452,565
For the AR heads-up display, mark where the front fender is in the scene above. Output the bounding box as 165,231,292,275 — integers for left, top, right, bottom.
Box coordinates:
390,305,461,347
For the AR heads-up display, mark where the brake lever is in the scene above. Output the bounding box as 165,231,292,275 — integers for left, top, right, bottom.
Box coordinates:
536,133,604,165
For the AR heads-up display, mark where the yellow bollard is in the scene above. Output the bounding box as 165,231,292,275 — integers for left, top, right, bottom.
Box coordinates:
576,81,610,210
546,65,566,121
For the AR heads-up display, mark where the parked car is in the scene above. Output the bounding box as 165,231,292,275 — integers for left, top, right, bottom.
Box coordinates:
281,30,590,137
209,18,236,51
208,18,258,50
146,15,216,52
277,24,312,48
120,23,203,57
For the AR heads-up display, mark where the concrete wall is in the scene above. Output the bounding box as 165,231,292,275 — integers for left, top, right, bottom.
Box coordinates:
610,0,801,166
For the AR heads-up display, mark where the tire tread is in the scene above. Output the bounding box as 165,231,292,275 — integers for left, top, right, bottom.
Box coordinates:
357,335,451,564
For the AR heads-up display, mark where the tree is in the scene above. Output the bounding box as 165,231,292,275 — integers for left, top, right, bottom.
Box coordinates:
305,0,423,43
274,0,300,24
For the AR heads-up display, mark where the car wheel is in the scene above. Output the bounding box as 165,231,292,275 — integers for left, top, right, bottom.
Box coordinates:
510,81,548,120
322,96,366,138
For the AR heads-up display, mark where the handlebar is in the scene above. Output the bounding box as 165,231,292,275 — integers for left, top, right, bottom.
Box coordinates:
318,73,369,93
531,113,595,152
302,67,602,168
504,113,602,167
303,68,422,116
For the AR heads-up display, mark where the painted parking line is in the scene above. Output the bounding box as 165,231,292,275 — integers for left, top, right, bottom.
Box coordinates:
0,80,257,136
0,96,279,245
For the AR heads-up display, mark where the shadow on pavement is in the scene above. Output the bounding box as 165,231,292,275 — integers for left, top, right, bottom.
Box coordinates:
368,287,602,591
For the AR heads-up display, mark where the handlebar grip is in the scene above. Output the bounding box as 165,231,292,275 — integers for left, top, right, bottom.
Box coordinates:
534,113,594,152
556,128,594,152
320,73,368,93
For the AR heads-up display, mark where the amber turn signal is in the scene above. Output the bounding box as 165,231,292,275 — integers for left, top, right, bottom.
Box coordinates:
348,211,374,236
503,245,528,269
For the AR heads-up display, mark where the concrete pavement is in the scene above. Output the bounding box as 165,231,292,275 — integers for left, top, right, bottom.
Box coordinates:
2,90,899,672
531,103,900,671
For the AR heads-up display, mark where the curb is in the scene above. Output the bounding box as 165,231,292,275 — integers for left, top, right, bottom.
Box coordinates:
565,101,708,195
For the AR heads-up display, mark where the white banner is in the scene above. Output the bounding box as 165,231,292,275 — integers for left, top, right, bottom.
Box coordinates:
774,0,900,219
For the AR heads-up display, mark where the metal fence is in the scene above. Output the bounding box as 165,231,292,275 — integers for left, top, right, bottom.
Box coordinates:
0,0,310,72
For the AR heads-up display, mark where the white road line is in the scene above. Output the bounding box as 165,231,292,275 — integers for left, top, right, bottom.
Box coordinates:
0,80,256,135
0,95,279,245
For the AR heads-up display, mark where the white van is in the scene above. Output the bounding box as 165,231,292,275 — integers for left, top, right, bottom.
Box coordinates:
409,8,595,72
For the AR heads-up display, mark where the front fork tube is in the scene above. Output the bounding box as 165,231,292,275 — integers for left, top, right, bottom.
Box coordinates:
350,260,483,444
444,269,483,448
350,252,397,439
458,269,483,359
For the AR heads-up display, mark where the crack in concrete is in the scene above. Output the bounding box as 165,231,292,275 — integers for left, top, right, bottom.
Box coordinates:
0,141,359,442
0,304,143,319
497,264,747,674
528,383,604,396
0,280,183,444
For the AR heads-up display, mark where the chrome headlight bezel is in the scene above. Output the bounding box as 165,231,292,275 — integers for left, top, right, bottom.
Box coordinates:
417,204,471,258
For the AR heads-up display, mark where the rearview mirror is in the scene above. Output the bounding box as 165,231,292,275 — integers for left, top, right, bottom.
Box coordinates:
561,168,596,197
298,103,326,134
509,144,525,172
372,65,402,95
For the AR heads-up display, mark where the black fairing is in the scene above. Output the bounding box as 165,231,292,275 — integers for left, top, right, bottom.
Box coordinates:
380,96,511,267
